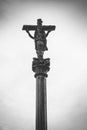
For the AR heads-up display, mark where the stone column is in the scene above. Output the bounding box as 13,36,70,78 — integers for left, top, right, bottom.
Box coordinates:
32,58,50,130
22,18,55,130
36,75,47,130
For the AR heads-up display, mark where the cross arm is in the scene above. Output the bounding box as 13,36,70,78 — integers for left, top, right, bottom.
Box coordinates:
42,25,56,31
22,25,37,31
22,25,56,31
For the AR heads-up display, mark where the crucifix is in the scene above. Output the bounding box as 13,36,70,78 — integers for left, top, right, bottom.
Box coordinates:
22,19,56,130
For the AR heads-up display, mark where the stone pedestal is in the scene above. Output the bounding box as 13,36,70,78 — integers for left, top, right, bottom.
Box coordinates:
32,58,50,130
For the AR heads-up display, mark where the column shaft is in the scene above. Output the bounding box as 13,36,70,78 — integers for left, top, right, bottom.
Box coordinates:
36,75,47,130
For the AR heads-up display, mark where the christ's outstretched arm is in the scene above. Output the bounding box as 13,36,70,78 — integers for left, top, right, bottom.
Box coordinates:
46,30,51,37
26,30,35,39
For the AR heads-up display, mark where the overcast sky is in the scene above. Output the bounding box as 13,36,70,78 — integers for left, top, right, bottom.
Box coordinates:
0,0,87,130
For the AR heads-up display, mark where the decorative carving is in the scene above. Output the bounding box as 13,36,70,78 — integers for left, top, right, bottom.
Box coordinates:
32,58,50,77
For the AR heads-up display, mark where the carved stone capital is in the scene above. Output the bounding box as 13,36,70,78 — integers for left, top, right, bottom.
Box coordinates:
32,58,50,78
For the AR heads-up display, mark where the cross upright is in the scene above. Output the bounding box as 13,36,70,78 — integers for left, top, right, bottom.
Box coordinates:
22,19,56,130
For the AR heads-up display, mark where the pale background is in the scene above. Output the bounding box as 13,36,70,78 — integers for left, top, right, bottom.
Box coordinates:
0,0,87,130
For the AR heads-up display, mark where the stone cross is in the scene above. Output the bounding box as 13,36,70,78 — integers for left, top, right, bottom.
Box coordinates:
22,19,55,59
22,19,56,130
